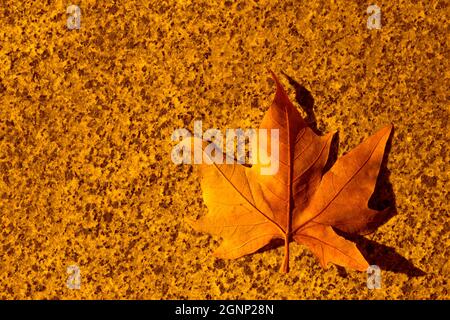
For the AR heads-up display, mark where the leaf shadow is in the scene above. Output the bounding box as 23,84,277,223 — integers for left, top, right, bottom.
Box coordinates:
282,71,321,135
335,233,426,277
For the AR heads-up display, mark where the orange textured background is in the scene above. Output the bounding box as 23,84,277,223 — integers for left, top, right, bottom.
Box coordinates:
0,0,448,299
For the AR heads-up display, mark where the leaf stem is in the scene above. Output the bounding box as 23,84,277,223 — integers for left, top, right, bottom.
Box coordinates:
281,234,290,273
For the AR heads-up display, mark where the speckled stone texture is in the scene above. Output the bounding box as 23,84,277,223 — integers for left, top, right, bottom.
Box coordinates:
0,0,448,299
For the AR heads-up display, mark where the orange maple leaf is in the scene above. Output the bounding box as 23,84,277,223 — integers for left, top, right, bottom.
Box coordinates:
186,72,392,273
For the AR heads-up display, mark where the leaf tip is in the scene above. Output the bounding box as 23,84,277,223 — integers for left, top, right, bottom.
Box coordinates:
267,68,276,79
267,69,284,90
381,123,394,135
356,260,370,272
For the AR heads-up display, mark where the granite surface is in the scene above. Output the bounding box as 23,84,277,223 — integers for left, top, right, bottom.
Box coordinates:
0,0,448,299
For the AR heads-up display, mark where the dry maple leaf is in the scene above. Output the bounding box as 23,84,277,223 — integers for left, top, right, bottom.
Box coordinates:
185,72,393,273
